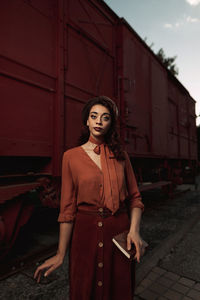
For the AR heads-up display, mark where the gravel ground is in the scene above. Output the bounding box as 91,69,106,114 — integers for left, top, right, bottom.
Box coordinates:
159,216,200,282
0,257,69,300
0,186,199,300
140,188,200,252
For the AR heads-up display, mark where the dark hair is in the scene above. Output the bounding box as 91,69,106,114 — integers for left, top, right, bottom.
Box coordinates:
78,96,125,160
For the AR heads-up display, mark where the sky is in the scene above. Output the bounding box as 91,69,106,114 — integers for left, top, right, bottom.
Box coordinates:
103,0,200,125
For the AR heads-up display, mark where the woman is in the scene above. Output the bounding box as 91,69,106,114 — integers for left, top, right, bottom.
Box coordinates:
34,96,147,299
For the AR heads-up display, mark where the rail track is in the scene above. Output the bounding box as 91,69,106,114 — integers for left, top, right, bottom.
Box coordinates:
0,242,58,281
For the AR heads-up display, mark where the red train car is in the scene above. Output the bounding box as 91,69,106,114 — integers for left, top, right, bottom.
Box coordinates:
0,0,119,259
0,0,197,258
117,19,197,184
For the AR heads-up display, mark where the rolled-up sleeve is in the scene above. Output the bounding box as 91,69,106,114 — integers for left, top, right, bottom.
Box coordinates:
124,152,144,212
58,151,77,222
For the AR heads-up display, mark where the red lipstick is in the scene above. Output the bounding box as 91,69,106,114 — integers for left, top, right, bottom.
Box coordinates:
94,127,102,132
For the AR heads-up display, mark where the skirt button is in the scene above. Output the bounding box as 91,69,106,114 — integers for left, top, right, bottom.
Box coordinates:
98,242,103,247
98,262,103,268
98,221,103,227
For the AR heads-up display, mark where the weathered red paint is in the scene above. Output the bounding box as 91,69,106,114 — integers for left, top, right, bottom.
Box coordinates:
117,19,197,163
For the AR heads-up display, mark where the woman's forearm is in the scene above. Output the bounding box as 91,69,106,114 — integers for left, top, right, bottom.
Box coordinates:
129,207,142,233
57,222,74,259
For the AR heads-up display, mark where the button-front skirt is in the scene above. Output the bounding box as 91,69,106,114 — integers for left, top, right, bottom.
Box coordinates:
69,206,135,300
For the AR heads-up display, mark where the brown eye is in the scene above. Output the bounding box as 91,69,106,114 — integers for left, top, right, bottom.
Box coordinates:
103,116,110,121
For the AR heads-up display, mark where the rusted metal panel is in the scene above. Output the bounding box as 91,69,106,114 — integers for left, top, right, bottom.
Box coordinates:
117,18,197,163
180,137,189,158
151,60,168,156
117,23,152,156
63,0,118,150
188,97,197,160
178,94,190,158
0,1,56,75
67,0,116,53
190,139,198,160
188,98,196,116
168,78,197,161
0,75,53,156
1,0,197,166
168,99,179,157
65,26,115,98
179,96,189,137
168,80,182,159
0,1,57,159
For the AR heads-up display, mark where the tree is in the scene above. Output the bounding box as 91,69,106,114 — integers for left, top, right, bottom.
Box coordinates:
143,38,179,76
156,48,179,76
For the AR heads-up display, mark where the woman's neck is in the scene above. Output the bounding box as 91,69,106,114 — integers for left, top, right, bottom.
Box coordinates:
89,135,104,145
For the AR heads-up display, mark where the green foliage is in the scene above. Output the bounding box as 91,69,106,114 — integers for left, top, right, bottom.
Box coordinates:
156,48,179,76
143,38,179,76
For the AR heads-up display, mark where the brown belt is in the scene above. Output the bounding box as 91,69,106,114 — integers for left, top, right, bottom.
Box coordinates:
77,204,127,218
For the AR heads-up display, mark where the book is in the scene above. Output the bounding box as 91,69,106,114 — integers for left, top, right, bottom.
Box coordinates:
112,230,136,259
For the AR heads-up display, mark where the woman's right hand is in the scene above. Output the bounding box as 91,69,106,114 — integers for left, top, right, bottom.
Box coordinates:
34,253,64,283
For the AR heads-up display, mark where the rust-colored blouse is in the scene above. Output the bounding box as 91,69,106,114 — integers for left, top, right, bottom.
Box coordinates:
58,146,144,222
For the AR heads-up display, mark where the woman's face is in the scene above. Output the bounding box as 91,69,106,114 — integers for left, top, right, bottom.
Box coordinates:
87,104,111,139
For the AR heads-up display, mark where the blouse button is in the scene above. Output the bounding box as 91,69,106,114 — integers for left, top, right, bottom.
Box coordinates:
98,221,103,227
98,262,103,268
98,281,103,287
98,242,103,247
99,183,103,187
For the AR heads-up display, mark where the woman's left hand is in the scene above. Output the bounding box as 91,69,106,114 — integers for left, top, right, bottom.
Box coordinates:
127,231,148,263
